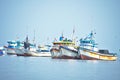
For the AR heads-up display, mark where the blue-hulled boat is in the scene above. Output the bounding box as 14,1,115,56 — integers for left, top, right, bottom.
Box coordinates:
0,47,4,56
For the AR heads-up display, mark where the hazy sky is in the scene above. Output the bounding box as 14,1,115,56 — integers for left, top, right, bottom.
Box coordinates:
0,0,120,53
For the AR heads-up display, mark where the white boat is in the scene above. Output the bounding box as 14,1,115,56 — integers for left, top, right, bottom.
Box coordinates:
16,37,37,57
50,34,79,59
5,40,17,55
20,46,51,57
4,40,24,55
37,44,51,57
16,36,51,57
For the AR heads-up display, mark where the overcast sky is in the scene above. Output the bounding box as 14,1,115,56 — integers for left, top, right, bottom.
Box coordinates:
0,0,120,54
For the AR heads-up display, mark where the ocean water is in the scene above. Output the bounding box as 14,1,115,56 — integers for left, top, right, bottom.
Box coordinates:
0,55,120,80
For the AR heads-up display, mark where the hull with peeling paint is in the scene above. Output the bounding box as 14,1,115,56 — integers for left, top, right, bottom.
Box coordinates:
79,48,117,61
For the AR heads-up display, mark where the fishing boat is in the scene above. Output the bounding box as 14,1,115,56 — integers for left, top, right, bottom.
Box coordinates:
37,44,51,57
20,45,51,57
16,35,49,57
4,40,24,55
5,40,17,55
16,36,37,57
50,34,79,59
78,31,117,61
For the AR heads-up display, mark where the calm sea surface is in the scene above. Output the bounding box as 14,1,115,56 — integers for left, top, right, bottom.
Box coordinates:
0,55,120,80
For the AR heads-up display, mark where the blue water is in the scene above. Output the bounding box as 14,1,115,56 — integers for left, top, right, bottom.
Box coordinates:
0,55,120,80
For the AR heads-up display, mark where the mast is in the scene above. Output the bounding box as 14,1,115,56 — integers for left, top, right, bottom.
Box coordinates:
26,35,29,43
25,26,29,43
33,29,35,44
72,26,75,43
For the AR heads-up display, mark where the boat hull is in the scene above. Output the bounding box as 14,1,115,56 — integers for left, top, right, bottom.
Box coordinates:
50,46,80,59
38,52,51,57
79,50,117,61
6,48,16,55
59,46,80,59
17,51,51,57
24,52,37,57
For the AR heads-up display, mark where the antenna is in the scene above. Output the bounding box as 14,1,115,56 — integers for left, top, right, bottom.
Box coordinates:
62,31,64,38
33,29,35,44
46,37,49,45
94,29,96,34
16,34,19,41
26,26,28,36
72,26,75,41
